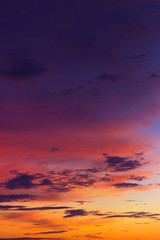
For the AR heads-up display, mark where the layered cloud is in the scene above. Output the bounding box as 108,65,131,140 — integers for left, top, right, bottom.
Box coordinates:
0,152,151,197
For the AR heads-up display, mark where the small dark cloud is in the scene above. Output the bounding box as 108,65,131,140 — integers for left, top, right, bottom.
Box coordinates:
129,175,146,181
25,230,67,235
104,211,160,221
18,206,71,211
40,178,53,186
100,177,112,182
58,169,73,176
0,205,71,211
64,209,88,218
134,152,144,157
91,210,107,217
105,156,128,167
0,54,48,81
5,173,51,190
6,174,37,190
74,200,92,205
50,147,60,153
0,239,57,240
94,74,119,83
0,194,35,202
113,183,140,188
0,205,23,210
50,186,73,193
115,160,142,171
83,168,102,173
105,155,144,172
85,234,103,239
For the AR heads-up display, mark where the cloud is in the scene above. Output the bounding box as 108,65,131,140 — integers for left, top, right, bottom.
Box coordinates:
50,147,60,153
113,183,140,188
6,174,37,189
48,169,100,192
0,54,48,81
0,205,23,210
3,158,147,194
74,200,92,205
25,231,67,235
0,194,35,202
40,179,53,186
4,170,98,192
129,175,146,181
85,234,103,239
0,238,60,240
17,206,71,211
5,172,58,190
0,205,71,211
100,177,112,182
104,211,160,221
64,209,88,218
94,74,119,83
104,155,144,172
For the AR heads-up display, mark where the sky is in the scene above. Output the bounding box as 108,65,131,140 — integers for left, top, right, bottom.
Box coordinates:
1,0,160,239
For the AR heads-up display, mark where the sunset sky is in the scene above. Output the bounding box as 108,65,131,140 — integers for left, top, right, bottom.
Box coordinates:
1,0,160,239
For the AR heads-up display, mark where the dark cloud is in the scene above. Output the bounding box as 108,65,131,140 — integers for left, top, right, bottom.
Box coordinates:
85,234,103,239
5,173,51,190
104,211,160,221
100,177,112,182
91,210,107,217
0,205,23,210
113,183,140,188
0,205,71,211
17,206,71,211
50,147,60,153
134,152,144,157
0,194,35,202
105,155,144,172
6,174,37,190
25,230,67,235
105,156,128,167
129,175,146,181
115,160,142,172
0,239,57,240
81,168,102,173
3,159,143,193
40,179,53,186
48,169,99,192
74,200,92,205
94,74,119,83
64,209,88,218
18,206,71,211
0,54,47,81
